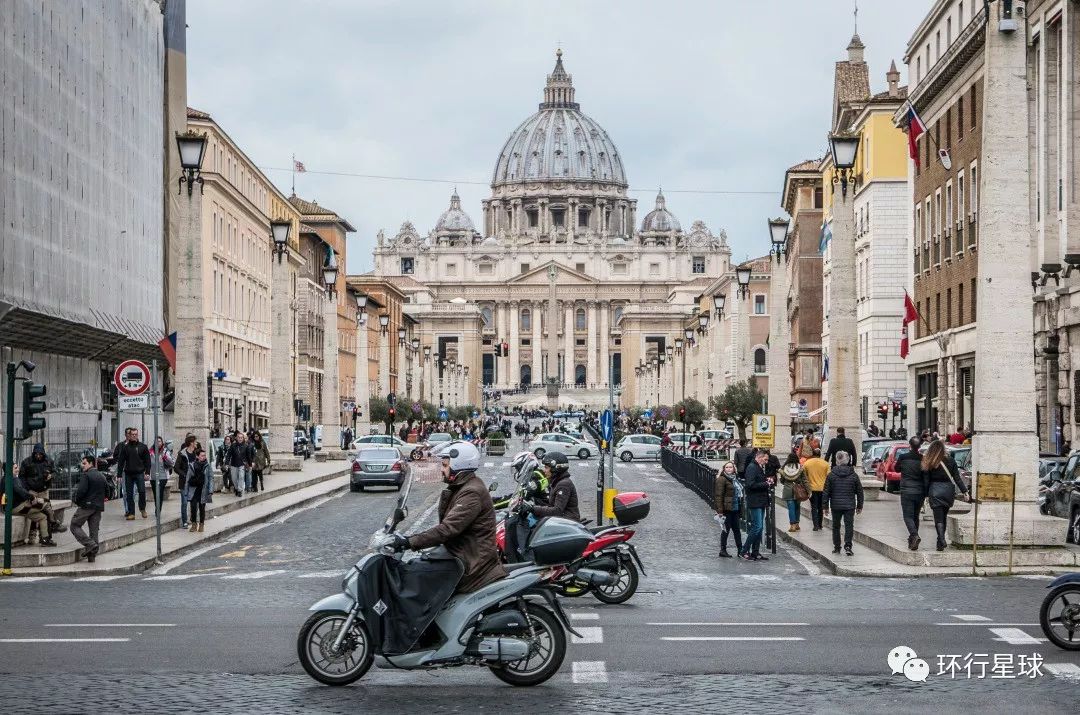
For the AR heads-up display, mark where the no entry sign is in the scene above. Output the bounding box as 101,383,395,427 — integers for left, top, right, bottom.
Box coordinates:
114,360,151,396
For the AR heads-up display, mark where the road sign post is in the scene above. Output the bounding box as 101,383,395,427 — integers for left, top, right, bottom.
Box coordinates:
150,360,163,565
971,472,1017,576
752,413,776,450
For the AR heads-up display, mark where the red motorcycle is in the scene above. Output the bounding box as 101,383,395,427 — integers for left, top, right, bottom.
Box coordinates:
496,492,650,605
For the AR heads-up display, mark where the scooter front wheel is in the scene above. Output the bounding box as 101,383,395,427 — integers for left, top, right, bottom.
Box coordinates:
489,604,566,686
592,555,639,605
1040,586,1080,651
297,610,373,685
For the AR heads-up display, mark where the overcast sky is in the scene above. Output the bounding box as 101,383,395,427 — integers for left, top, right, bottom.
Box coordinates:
187,0,930,274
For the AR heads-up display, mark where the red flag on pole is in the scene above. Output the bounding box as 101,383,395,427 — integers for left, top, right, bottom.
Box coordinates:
900,291,919,359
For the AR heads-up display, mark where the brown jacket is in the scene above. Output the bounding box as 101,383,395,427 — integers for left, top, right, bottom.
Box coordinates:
714,472,736,512
408,473,508,593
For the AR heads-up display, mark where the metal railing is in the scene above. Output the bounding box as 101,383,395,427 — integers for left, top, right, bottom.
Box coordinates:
661,448,775,554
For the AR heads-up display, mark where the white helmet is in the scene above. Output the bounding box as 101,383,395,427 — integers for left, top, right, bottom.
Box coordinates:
510,450,540,483
443,441,482,480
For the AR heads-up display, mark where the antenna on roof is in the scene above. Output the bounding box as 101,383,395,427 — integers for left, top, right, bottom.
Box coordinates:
854,0,858,35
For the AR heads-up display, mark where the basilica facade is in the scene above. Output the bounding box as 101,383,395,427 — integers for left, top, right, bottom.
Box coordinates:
368,51,731,408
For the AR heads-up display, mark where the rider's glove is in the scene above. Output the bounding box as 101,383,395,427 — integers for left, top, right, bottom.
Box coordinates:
518,500,534,515
389,533,410,552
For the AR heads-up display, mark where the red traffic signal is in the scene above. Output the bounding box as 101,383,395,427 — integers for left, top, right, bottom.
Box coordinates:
388,407,396,421
678,407,687,419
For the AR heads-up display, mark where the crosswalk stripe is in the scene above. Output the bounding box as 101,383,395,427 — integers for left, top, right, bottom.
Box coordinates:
0,638,130,643
741,575,780,581
1045,663,1080,681
220,570,287,580
989,627,1043,645
571,660,608,684
951,614,992,621
661,636,804,642
571,627,604,644
73,575,135,583
501,462,511,467
143,575,202,581
0,577,54,583
484,462,494,468
296,571,345,579
569,612,600,620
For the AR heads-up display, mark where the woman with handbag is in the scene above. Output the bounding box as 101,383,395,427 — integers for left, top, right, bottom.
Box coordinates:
922,440,970,551
779,451,811,532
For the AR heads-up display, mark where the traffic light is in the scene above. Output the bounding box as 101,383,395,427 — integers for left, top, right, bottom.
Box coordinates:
900,403,908,421
877,402,888,419
21,380,47,436
388,406,396,422
678,407,687,421
494,342,502,357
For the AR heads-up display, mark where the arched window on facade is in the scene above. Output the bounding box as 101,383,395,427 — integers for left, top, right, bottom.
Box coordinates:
575,364,586,385
575,307,586,330
480,306,493,328
520,308,531,331
754,348,767,374
520,364,532,386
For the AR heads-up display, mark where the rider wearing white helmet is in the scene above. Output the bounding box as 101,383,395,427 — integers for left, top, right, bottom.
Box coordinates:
394,442,508,593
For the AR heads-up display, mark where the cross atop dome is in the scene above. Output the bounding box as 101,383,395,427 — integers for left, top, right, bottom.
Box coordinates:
541,48,579,110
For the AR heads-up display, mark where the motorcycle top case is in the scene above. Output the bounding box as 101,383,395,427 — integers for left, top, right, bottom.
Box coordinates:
526,516,594,565
613,491,650,525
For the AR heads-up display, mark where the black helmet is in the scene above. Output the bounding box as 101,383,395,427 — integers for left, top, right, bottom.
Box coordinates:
541,451,569,475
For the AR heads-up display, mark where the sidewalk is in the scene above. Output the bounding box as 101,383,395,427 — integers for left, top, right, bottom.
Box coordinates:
3,458,351,576
777,493,1080,576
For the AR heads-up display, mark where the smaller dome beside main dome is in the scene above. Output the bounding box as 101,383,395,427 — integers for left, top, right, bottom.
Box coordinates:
641,191,680,233
435,191,475,232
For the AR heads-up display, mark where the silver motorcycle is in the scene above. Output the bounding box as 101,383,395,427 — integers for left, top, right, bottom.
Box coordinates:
297,474,588,686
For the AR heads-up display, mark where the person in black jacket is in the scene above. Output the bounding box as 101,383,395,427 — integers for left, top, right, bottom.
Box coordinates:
896,438,926,550
922,440,970,551
527,452,580,522
115,427,151,520
824,427,858,467
823,451,863,556
739,451,773,561
733,439,754,478
70,455,107,562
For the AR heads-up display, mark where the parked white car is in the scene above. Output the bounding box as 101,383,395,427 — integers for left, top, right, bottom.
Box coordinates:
530,433,598,460
615,434,663,461
350,434,411,459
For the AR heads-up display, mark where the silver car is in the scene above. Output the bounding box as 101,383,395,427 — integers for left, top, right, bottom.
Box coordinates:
615,434,663,462
350,447,406,492
530,433,597,460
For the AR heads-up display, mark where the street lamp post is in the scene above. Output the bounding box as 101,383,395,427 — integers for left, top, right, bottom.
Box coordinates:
377,314,390,397
320,247,342,453
767,217,793,452
354,293,371,436
173,130,211,450
267,217,301,469
826,131,863,462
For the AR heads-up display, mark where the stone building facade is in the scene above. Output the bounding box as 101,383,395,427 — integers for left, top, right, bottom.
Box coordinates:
1029,0,1080,453
369,51,731,409
782,160,825,427
901,0,985,436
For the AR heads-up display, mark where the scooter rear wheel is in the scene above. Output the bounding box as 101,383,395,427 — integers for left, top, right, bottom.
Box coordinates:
1040,585,1080,651
297,610,373,685
489,604,566,686
592,555,639,605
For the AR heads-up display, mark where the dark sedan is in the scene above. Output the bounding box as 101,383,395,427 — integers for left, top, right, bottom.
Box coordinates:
350,447,407,492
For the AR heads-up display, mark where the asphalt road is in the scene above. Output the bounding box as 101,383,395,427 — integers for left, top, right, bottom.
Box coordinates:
2,427,1079,713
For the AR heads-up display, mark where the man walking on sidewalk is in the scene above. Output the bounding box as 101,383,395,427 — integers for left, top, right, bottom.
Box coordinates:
70,455,107,562
896,437,926,550
739,451,773,562
823,452,863,556
824,427,857,467
115,427,151,520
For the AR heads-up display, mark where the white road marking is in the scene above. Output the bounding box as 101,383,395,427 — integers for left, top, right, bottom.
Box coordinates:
613,475,623,483
951,614,992,621
1015,575,1053,580
484,462,494,468
72,575,136,583
648,477,665,482
0,638,130,643
741,574,781,581
661,636,804,642
296,570,345,579
143,574,203,581
501,462,511,467
569,612,600,621
44,624,174,628
149,489,347,576
779,543,822,575
571,627,604,644
989,627,1044,644
0,577,54,583
404,499,441,536
934,622,1039,627
220,570,287,580
1045,663,1080,682
664,572,710,582
648,622,809,627
571,660,608,684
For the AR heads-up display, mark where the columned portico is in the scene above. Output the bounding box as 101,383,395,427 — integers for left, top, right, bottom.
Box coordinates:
599,302,609,387
509,301,520,388
563,302,574,384
586,301,598,386
532,300,543,384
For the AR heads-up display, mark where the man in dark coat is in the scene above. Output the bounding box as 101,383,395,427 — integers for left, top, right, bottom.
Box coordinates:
402,443,507,593
823,452,864,556
739,451,773,561
733,439,754,478
896,438,926,550
115,427,151,519
71,455,108,561
824,427,858,467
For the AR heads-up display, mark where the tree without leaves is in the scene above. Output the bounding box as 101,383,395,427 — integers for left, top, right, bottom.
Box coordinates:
709,377,765,440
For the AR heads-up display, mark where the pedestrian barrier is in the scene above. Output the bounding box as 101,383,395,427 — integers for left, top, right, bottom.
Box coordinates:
660,447,776,555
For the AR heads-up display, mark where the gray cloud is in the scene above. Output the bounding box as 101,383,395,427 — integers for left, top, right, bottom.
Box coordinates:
186,0,930,273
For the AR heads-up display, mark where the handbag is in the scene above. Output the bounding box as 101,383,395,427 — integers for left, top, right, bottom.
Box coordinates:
793,482,810,503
